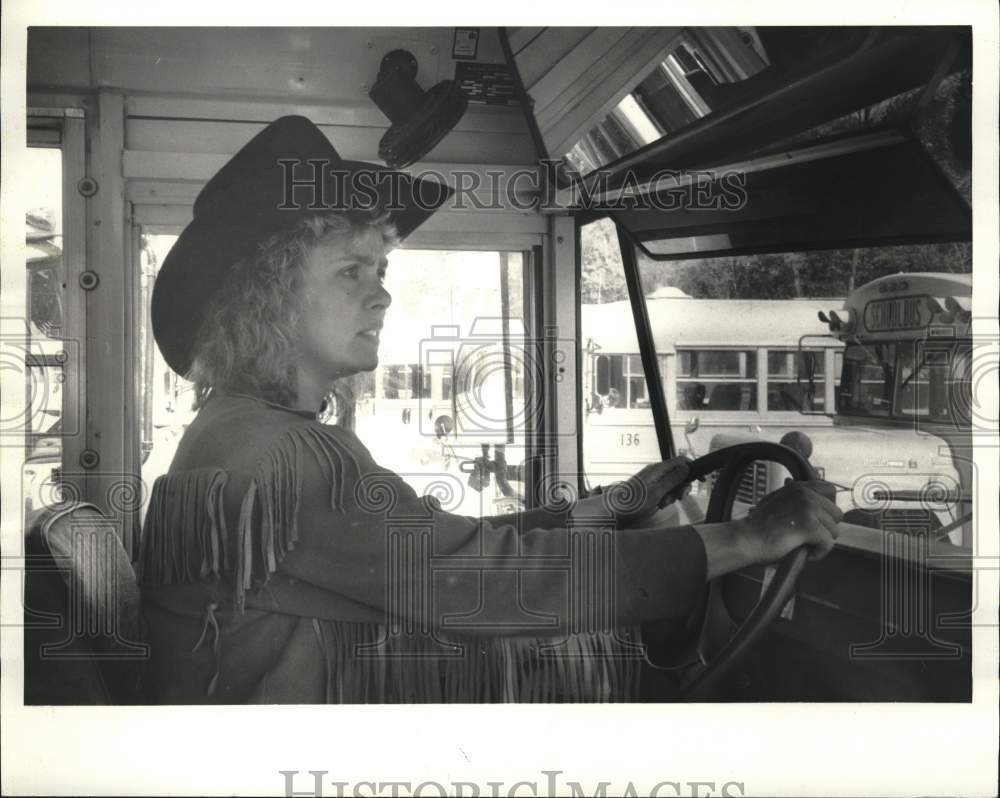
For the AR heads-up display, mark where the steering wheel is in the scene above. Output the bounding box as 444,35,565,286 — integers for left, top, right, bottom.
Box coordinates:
663,442,815,701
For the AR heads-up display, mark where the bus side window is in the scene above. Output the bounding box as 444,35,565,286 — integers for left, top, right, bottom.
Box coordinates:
680,382,707,410
676,349,757,411
22,142,69,518
767,349,825,411
595,355,610,394
596,355,628,407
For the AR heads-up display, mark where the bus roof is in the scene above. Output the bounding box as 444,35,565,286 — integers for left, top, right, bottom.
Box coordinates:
583,296,841,353
844,272,972,308
824,272,973,340
377,297,841,366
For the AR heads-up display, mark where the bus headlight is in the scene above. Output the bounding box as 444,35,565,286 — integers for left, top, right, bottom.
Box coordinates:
779,430,813,460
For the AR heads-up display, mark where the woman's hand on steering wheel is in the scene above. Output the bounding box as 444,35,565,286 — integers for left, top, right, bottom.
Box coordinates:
610,456,693,526
739,480,844,565
573,457,692,528
676,443,842,699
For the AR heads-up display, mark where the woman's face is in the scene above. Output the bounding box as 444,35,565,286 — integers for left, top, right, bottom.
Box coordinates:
296,226,392,386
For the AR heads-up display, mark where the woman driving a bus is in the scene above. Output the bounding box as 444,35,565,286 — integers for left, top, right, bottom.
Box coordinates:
139,116,842,703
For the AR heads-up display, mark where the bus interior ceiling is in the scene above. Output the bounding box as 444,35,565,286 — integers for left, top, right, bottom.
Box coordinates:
27,28,541,233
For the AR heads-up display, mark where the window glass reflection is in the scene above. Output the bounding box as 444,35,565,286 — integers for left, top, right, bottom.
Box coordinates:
23,146,65,518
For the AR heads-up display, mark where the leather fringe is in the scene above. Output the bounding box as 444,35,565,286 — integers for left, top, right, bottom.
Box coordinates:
139,425,644,702
140,426,348,613
311,622,644,703
138,467,229,587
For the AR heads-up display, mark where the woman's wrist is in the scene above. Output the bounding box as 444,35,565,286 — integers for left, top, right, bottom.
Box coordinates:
568,493,615,525
695,519,760,581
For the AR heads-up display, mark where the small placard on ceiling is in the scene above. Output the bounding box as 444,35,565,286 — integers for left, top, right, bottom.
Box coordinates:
455,62,518,107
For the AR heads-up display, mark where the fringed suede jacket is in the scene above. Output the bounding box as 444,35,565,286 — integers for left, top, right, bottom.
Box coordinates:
138,393,707,703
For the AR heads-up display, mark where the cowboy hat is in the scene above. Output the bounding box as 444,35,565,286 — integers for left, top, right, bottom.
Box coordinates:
151,115,453,377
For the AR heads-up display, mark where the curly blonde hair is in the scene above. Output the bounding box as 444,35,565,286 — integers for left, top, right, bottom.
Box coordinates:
188,213,398,411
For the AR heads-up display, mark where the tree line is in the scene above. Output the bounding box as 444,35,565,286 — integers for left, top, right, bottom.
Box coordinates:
581,70,972,303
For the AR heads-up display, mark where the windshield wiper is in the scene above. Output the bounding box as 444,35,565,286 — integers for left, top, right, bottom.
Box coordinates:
899,353,931,390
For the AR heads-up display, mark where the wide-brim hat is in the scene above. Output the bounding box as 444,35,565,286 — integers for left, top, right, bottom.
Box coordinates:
152,115,453,377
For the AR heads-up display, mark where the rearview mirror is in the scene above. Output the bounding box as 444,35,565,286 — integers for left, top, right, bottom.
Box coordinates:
682,416,701,458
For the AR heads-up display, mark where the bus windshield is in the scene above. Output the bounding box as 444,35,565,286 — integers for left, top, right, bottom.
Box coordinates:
839,339,970,422
584,212,974,545
838,342,895,417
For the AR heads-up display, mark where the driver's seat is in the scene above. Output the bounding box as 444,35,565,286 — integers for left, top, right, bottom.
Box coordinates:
23,502,148,704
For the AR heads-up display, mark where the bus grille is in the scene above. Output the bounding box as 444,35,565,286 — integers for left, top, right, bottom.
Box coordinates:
711,461,768,507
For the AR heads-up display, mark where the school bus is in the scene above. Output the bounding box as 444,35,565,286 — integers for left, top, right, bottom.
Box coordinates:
580,293,843,472
811,272,974,542
10,24,989,752
578,277,974,543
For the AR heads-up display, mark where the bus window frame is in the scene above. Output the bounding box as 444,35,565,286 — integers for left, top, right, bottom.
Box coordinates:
133,221,552,511
588,344,838,421
674,346,760,413
797,333,842,415
25,110,87,518
835,336,971,425
890,338,970,424
764,346,833,414
592,353,651,409
579,217,844,471
614,221,675,461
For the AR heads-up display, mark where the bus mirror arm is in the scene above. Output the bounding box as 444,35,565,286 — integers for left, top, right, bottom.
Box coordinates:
845,334,878,363
683,416,700,457
459,444,524,498
492,445,520,498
